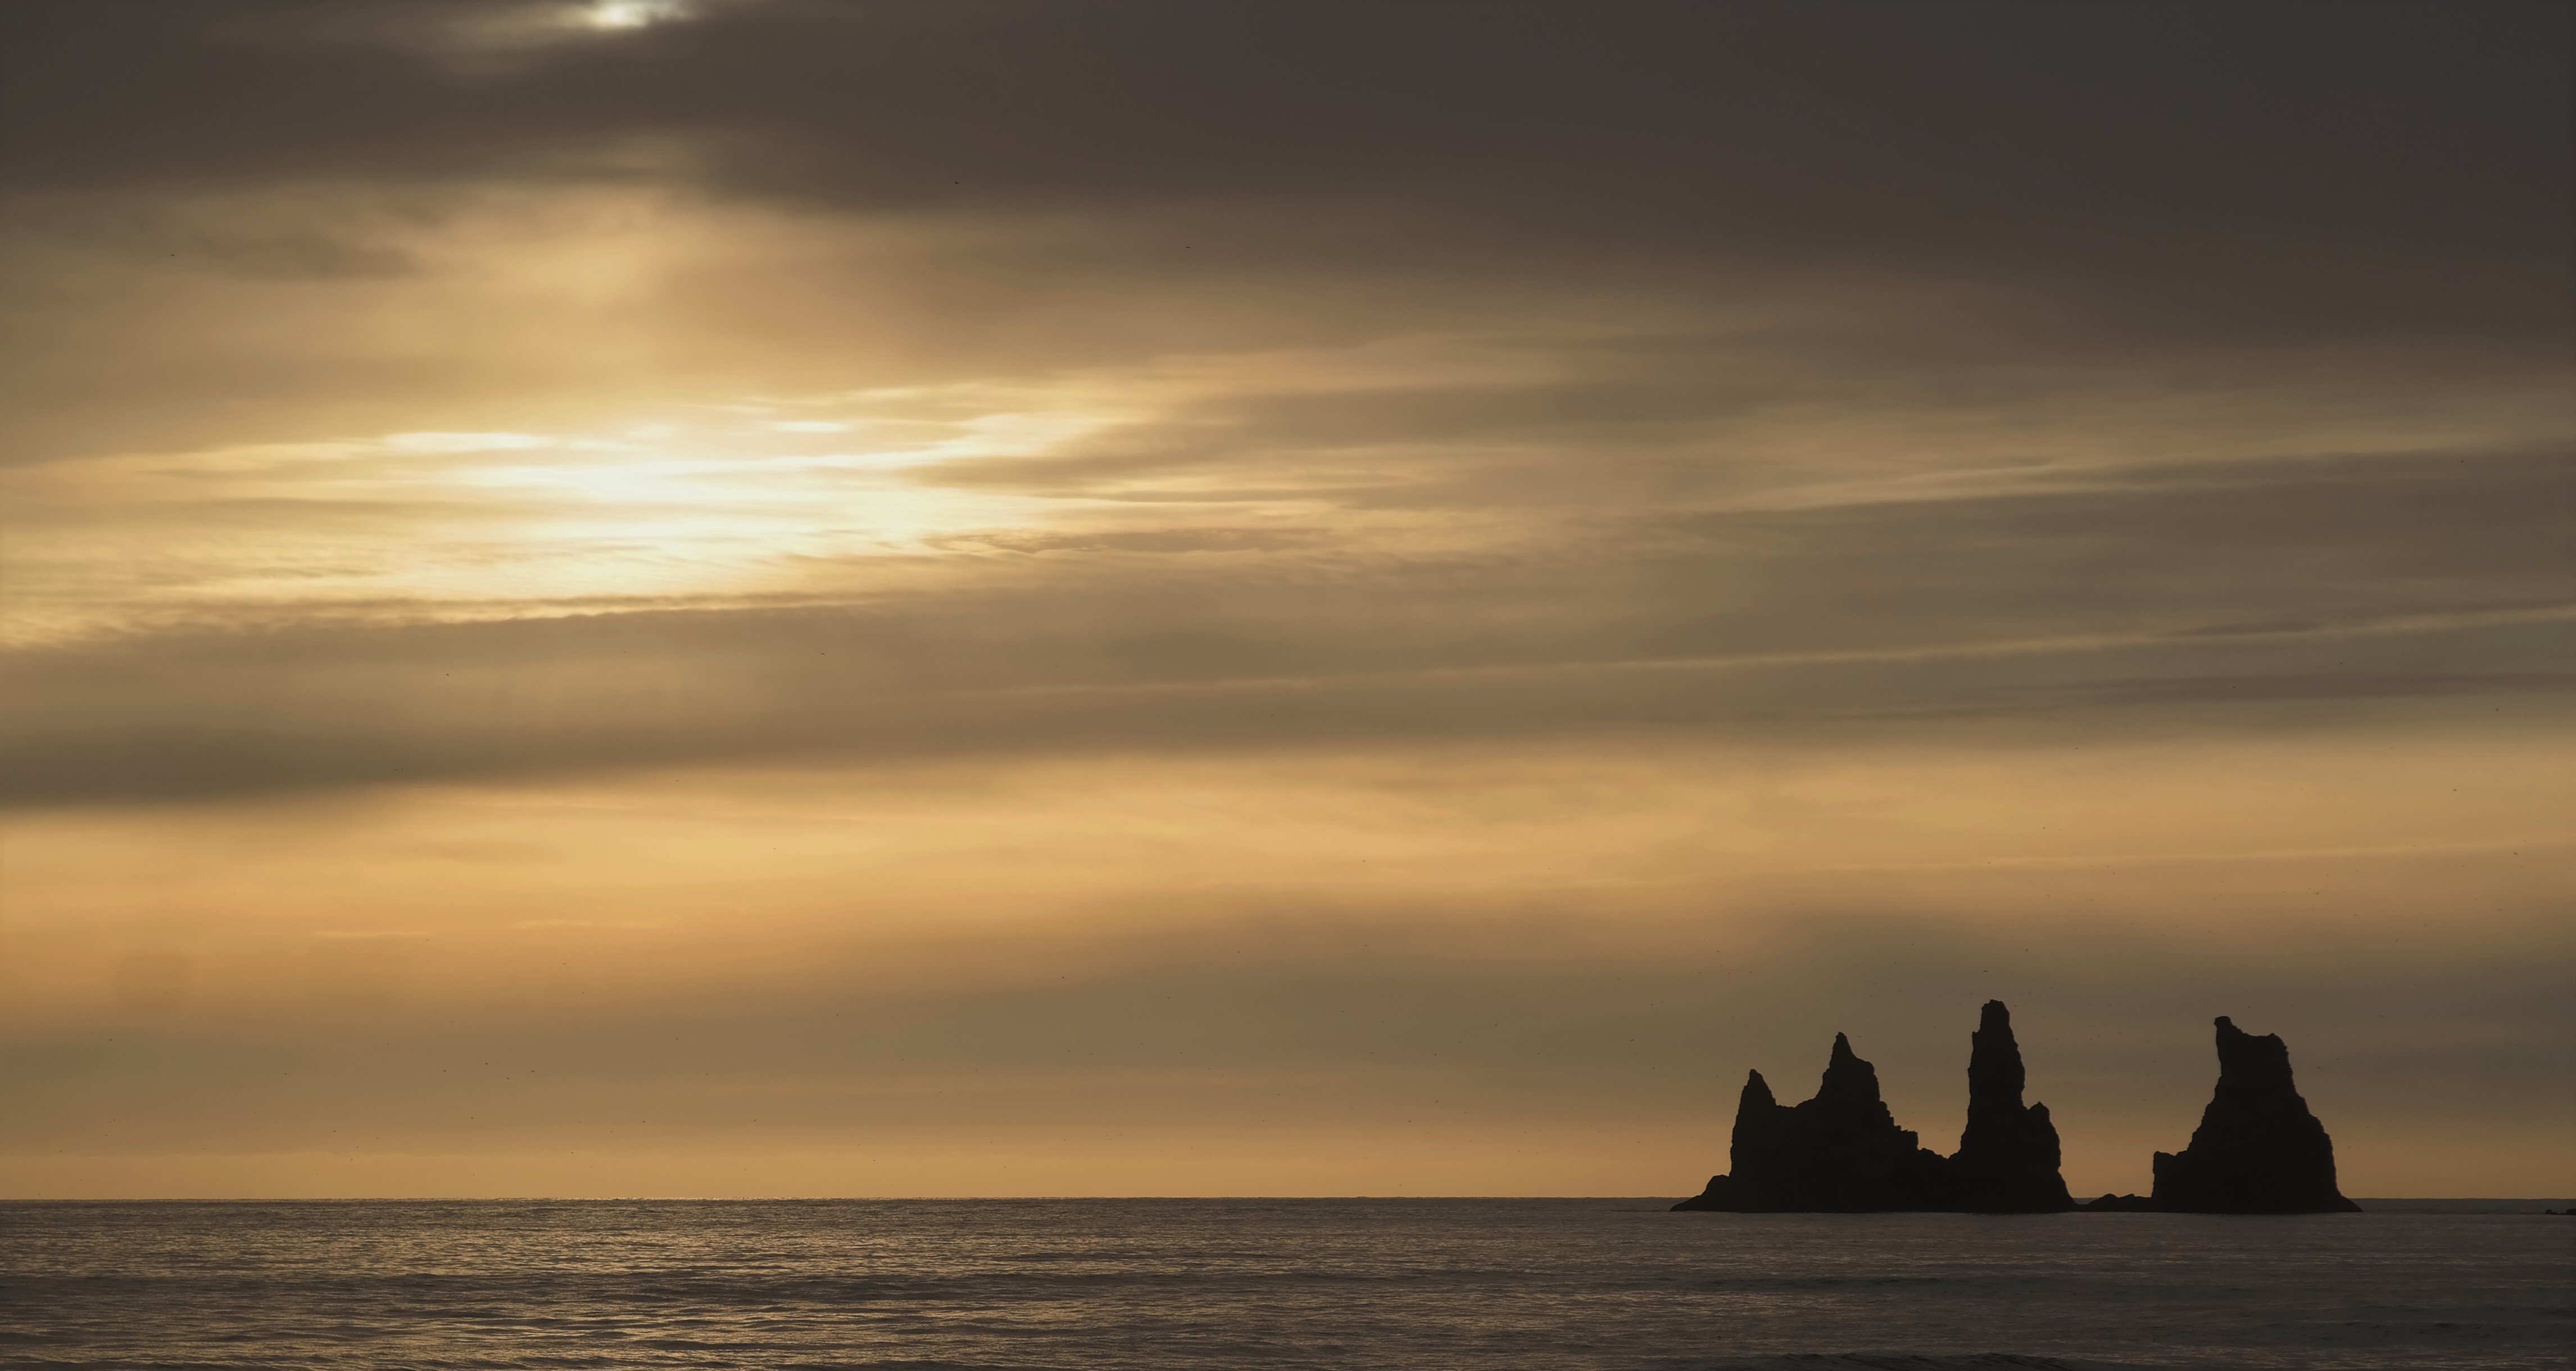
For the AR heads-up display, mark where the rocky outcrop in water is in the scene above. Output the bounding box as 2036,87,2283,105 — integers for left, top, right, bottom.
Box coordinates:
1672,1032,1954,1211
2151,1016,2360,1213
1672,1006,2365,1215
1949,1001,2075,1212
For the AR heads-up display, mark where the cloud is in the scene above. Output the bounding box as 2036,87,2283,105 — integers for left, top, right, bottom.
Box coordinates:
5,1,2564,330
4,3,2562,485
4,445,2564,806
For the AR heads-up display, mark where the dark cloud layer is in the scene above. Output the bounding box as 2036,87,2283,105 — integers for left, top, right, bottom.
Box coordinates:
6,0,2566,338
6,0,2563,481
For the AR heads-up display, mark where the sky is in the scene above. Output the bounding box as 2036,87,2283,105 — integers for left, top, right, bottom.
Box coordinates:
1,0,2568,1200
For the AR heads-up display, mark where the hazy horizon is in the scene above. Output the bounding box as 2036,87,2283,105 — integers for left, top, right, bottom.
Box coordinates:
2,0,2569,1201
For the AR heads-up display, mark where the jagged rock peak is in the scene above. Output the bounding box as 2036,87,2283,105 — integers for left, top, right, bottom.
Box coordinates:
1675,1029,1949,1213
1816,1032,1884,1105
2152,1015,2360,1214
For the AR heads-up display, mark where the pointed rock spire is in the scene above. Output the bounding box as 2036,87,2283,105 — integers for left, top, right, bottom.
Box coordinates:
1950,1000,2074,1211
1816,1032,1883,1105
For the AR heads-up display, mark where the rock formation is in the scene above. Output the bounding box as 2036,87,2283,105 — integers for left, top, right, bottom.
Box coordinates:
1672,1032,1953,1211
1949,1000,2075,1212
2151,1016,2360,1214
1673,1006,2361,1216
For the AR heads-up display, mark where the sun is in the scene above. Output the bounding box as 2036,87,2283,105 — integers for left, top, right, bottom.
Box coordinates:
583,1,687,30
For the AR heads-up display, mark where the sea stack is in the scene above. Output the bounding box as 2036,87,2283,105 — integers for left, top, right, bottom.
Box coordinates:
2151,1016,2360,1214
1950,1000,2075,1212
1672,1032,1951,1211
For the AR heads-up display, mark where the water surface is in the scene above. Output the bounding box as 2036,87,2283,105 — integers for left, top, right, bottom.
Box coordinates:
4,1199,2568,1369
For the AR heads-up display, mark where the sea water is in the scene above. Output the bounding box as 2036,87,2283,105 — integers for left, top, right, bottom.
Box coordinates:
2,1199,2568,1369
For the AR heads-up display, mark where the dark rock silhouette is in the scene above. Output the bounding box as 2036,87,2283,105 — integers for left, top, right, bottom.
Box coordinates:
1949,1001,2075,1212
2151,1016,2360,1214
1672,1032,1953,1211
1673,1006,2368,1216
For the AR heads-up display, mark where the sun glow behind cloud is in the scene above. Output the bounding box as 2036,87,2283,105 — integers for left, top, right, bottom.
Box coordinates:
7,308,2565,658
0,391,1114,644
0,327,1689,646
582,1,690,30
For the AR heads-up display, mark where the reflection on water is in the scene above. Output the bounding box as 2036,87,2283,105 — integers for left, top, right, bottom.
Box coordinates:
2,1199,2566,1369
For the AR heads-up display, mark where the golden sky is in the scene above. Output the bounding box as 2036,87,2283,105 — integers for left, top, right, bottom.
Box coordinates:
2,0,2569,1198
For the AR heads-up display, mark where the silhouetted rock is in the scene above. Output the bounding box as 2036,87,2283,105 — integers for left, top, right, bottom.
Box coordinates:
2151,1016,2360,1214
1673,1032,1952,1211
1949,1000,2075,1213
2079,1192,2160,1211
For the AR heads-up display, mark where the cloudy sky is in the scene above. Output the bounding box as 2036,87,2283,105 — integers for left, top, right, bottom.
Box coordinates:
2,0,2568,1199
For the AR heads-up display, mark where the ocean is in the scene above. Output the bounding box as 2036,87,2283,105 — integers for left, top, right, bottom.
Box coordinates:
2,1199,2568,1369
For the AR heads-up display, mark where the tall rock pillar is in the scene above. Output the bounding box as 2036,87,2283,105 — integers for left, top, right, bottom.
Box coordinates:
1949,1000,2075,1211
